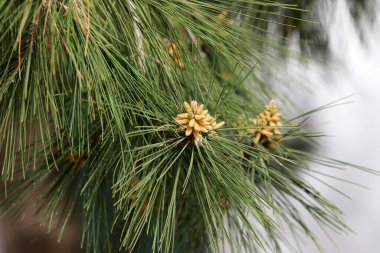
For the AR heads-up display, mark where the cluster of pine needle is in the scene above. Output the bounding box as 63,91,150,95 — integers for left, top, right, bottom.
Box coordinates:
0,1,376,253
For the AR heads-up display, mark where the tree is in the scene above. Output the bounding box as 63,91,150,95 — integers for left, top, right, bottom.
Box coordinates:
0,1,375,252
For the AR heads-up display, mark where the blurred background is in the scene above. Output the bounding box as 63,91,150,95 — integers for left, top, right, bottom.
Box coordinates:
1,0,379,252
278,0,380,252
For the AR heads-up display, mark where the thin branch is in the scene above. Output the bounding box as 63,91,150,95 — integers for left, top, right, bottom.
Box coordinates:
127,0,146,71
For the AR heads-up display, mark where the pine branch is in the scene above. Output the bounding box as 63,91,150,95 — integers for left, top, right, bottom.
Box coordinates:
127,0,146,71
0,1,376,253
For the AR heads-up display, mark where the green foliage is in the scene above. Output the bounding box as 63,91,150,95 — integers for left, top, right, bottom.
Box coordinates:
0,1,376,253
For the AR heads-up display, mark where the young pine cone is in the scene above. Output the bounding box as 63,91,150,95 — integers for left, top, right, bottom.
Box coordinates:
176,101,225,141
164,39,185,69
251,100,282,148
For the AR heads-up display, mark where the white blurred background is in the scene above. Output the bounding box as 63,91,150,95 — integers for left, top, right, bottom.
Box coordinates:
279,0,380,252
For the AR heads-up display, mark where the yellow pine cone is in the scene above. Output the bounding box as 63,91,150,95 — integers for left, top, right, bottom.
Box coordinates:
216,10,236,38
251,100,283,148
176,100,225,141
217,10,235,25
164,39,185,69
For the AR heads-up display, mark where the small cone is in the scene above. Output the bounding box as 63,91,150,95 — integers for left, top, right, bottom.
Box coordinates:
251,100,283,149
175,100,225,141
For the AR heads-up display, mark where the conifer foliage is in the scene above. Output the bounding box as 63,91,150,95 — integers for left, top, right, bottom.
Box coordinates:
0,1,375,252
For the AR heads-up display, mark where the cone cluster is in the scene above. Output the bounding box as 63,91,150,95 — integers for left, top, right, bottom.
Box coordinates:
164,39,185,68
216,11,235,38
128,176,150,213
176,101,225,141
251,100,282,148
217,11,235,25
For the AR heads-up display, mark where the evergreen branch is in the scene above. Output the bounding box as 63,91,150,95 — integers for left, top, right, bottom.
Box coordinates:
127,0,146,71
0,1,376,253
